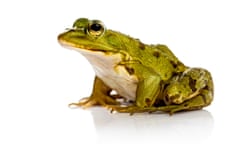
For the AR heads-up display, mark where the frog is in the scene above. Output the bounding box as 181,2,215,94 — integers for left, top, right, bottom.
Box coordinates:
58,18,214,114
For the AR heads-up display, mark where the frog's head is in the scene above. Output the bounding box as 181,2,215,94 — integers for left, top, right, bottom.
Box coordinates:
58,18,133,55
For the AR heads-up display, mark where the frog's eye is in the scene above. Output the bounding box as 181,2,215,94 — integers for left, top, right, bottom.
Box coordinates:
87,20,105,38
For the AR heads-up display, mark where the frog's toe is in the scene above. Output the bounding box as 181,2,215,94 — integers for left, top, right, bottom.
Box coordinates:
69,95,120,109
68,97,97,108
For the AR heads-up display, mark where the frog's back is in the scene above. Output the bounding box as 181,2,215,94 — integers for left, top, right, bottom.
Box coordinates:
142,44,186,80
150,44,178,61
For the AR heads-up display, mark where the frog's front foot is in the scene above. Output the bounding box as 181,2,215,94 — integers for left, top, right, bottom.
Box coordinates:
69,97,97,109
69,95,120,109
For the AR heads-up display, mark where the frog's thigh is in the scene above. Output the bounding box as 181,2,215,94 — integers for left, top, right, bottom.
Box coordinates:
167,95,208,114
164,68,213,113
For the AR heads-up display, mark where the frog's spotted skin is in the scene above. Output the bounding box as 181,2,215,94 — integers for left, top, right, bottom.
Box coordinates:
58,18,214,114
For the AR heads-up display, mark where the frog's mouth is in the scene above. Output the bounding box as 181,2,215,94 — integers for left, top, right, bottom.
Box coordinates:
58,31,117,53
59,39,96,51
58,35,123,64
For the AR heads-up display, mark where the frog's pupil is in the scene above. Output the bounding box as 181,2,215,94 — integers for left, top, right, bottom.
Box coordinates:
91,23,102,31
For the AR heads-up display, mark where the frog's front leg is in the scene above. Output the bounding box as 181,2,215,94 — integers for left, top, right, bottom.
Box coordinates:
110,76,162,114
69,77,119,108
110,64,162,114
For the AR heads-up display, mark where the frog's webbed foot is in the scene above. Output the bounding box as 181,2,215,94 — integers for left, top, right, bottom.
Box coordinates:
68,97,98,109
69,77,122,109
108,104,178,115
108,103,201,115
69,94,120,109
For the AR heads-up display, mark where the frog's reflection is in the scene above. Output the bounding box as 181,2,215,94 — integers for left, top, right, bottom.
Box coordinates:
90,108,214,144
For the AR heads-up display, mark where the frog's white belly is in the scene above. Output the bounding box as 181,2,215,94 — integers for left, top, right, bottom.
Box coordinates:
74,48,138,101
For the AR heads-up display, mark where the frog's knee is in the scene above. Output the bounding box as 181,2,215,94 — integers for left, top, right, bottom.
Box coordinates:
183,67,214,105
182,68,213,89
163,67,213,106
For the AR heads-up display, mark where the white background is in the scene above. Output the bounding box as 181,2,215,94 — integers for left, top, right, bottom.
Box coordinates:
0,0,239,144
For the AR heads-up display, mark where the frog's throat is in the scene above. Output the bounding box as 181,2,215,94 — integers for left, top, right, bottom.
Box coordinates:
66,45,138,101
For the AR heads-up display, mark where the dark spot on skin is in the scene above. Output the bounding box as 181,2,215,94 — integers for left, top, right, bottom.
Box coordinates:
183,84,187,88
128,100,135,103
189,78,197,92
170,61,178,69
125,66,135,75
164,73,169,78
139,42,145,50
145,98,151,106
170,95,179,101
154,100,166,107
183,103,189,107
204,86,209,91
153,51,160,58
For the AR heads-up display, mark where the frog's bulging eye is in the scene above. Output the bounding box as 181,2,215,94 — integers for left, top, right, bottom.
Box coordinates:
87,20,105,38
90,23,102,31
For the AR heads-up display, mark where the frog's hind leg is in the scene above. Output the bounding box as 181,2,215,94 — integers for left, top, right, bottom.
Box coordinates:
162,94,212,115
110,68,213,115
109,92,212,115
161,68,214,114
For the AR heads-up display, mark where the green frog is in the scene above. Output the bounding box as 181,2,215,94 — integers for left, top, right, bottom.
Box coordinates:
58,18,213,114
